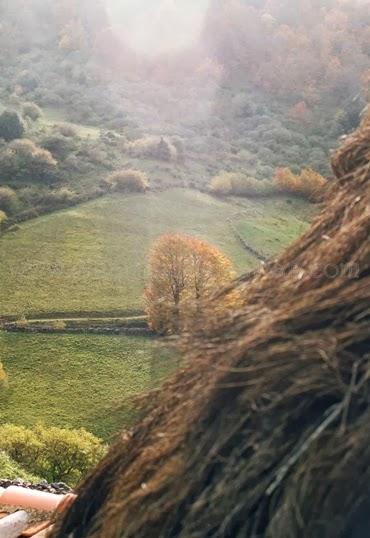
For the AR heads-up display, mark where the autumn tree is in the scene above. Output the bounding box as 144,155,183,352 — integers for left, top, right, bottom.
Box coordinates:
273,167,301,194
299,168,328,200
0,139,58,183
104,169,149,192
145,234,234,334
273,166,327,201
209,172,272,197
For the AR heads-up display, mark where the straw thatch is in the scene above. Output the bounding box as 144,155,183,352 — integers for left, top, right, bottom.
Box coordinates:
52,112,370,538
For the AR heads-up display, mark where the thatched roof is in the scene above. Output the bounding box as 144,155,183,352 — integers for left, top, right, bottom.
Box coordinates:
52,112,370,538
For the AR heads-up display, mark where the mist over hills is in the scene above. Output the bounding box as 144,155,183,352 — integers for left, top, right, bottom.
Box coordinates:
0,0,369,220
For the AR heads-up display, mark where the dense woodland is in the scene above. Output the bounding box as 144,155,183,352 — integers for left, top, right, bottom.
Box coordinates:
0,0,369,223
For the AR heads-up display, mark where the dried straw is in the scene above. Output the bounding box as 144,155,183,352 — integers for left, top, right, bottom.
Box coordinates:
52,112,370,538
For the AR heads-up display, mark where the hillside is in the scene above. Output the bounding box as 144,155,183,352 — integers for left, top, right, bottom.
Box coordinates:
0,0,369,220
0,189,313,318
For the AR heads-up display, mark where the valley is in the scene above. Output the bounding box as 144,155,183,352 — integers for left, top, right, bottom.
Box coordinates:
0,187,313,439
0,188,312,318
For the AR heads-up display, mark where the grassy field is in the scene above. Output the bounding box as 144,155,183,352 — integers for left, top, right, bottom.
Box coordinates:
0,188,313,317
232,198,311,258
41,107,101,139
0,332,174,439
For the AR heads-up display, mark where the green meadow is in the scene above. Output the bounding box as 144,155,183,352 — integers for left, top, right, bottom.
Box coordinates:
0,188,313,439
0,332,174,440
0,188,312,317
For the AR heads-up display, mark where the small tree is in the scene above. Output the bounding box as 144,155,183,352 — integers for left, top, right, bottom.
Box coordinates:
16,70,39,92
145,234,234,334
55,123,77,138
0,186,18,214
0,110,25,141
35,425,105,484
104,169,149,192
273,167,327,201
156,137,172,161
0,139,58,183
209,172,273,197
22,102,43,122
299,168,327,200
0,452,40,482
273,167,302,194
127,136,176,161
209,172,234,195
0,424,43,472
41,133,76,160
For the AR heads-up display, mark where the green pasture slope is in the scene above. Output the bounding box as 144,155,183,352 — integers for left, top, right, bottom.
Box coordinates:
0,332,174,439
0,188,313,439
0,188,313,317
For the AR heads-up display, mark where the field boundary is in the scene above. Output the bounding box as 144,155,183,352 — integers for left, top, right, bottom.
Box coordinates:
0,310,145,322
227,218,268,262
0,314,154,336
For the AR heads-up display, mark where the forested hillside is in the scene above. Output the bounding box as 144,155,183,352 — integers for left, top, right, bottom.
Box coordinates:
0,0,369,216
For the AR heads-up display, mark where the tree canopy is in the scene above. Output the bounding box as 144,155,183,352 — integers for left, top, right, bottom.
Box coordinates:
145,233,234,333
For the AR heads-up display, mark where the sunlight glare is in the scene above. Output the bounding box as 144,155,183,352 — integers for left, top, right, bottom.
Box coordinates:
106,0,210,55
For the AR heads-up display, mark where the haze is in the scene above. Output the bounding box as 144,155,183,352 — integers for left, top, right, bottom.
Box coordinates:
106,0,210,55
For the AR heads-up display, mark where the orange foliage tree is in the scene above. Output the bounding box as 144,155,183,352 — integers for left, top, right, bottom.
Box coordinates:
273,167,327,201
145,234,234,334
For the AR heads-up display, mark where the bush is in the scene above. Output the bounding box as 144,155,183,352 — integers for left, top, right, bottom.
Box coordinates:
232,176,274,196
22,102,42,121
0,186,18,214
105,169,149,192
34,425,105,484
41,133,77,160
0,424,43,472
0,451,40,482
55,123,78,138
127,136,177,161
0,110,25,142
273,167,327,201
51,320,67,330
15,316,29,329
299,168,328,199
16,70,39,92
209,172,234,195
157,137,172,161
40,188,77,208
209,172,274,197
0,139,58,183
0,210,8,229
0,424,105,486
273,167,301,194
